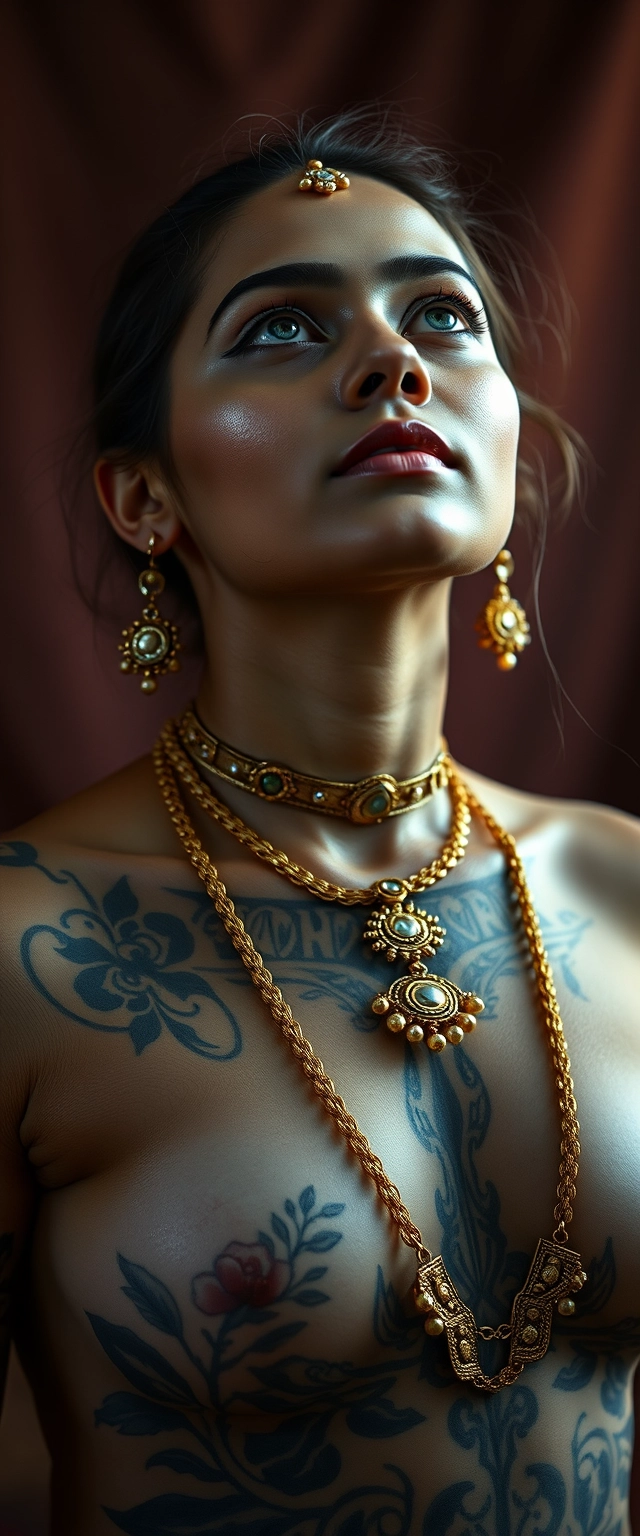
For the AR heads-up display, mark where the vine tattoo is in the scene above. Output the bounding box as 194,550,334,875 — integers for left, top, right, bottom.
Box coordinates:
90,1186,424,1533
89,1183,638,1535
5,841,636,1530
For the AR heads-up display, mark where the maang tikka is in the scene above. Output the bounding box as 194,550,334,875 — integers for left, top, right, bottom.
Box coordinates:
119,533,181,693
475,548,530,671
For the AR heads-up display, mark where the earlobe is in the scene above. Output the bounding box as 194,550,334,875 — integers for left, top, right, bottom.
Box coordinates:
93,458,181,554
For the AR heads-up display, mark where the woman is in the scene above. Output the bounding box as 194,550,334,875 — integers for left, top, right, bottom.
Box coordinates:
1,117,638,1534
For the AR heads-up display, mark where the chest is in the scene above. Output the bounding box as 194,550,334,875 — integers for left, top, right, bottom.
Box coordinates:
24,869,640,1353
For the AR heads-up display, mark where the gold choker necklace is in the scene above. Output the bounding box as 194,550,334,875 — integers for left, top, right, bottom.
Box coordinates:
153,729,584,1395
178,706,449,824
162,720,481,1051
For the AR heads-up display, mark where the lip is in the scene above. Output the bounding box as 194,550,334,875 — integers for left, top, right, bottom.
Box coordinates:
333,419,456,478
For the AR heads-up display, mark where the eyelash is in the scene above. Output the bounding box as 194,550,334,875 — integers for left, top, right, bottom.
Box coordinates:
226,286,487,355
408,287,488,336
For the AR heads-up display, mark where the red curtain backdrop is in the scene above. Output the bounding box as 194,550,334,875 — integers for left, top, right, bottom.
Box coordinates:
0,1,638,1530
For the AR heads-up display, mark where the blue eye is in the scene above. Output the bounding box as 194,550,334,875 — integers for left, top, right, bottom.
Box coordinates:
424,307,460,332
265,317,300,341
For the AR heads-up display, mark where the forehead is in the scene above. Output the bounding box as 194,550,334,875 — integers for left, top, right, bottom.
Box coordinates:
200,172,470,303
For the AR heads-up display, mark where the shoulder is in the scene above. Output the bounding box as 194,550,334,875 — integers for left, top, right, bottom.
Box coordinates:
459,763,640,938
2,753,178,862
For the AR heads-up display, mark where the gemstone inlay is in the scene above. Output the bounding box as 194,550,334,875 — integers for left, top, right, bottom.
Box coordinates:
390,914,421,939
414,982,446,1008
363,789,391,818
132,626,167,662
260,771,284,797
380,880,402,894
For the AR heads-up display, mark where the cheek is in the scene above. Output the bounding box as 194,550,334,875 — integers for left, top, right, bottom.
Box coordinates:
464,366,520,491
170,384,312,527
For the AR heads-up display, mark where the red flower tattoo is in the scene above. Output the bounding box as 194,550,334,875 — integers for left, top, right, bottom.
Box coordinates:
191,1240,291,1315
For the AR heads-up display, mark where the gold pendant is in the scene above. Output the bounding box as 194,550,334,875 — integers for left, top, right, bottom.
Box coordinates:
365,880,484,1049
414,1240,587,1392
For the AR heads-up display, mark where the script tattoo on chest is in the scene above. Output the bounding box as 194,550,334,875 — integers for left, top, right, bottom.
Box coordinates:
6,842,638,1530
5,838,590,1064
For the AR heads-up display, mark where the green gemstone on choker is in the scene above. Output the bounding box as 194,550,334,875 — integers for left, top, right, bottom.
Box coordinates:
259,771,285,797
363,788,391,818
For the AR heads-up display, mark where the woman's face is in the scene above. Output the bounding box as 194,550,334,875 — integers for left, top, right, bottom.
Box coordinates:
168,172,520,598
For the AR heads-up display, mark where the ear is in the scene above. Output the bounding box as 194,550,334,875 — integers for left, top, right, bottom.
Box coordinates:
94,459,182,554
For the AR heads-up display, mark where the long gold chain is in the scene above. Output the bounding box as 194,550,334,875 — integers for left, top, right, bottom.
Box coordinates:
160,720,471,905
153,734,583,1392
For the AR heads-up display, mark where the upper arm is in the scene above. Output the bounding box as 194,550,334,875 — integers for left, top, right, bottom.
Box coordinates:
0,891,38,1406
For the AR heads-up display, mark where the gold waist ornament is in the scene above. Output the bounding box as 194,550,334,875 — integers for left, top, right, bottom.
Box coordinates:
178,706,449,824
153,725,584,1394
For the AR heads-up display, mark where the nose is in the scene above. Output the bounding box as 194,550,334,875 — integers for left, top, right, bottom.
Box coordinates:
340,321,432,410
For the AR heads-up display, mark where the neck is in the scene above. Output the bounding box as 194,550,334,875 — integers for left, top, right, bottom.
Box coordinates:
196,581,450,782
189,581,456,888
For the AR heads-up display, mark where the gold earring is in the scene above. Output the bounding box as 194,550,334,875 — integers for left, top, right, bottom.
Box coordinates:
475,548,530,671
119,534,181,693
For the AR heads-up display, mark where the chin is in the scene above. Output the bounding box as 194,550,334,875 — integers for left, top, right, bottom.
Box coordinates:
315,495,502,586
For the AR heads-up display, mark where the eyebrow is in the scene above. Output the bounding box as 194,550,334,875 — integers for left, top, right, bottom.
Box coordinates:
206,255,484,339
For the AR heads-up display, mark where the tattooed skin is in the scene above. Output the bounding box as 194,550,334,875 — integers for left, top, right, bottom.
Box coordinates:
89,1194,638,1535
3,839,588,1060
2,842,638,1533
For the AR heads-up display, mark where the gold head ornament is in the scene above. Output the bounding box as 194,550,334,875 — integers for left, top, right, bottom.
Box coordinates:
298,159,350,195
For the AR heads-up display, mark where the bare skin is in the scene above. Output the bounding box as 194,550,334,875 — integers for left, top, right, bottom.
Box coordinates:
1,172,639,1534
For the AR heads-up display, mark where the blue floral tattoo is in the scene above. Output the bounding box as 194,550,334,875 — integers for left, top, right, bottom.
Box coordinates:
90,1187,423,1533
19,868,241,1059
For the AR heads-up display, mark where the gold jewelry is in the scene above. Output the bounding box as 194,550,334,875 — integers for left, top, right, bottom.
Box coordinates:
475,548,531,671
161,720,480,1049
179,706,449,823
119,534,181,693
153,733,584,1394
298,158,350,195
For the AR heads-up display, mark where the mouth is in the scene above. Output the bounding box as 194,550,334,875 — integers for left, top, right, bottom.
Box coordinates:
333,419,456,478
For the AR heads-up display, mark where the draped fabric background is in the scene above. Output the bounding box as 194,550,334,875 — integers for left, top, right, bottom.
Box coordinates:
0,1,638,1529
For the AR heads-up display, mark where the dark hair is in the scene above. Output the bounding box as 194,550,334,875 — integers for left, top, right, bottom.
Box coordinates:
85,109,584,613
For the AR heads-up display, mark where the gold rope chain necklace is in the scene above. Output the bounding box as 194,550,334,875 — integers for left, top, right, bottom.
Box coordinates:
179,705,450,824
166,720,481,1053
154,728,584,1394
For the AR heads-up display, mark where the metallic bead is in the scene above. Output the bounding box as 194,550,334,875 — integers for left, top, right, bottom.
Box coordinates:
497,651,518,671
406,1023,424,1044
494,549,514,580
140,677,157,693
120,659,132,672
427,1032,447,1052
557,1297,576,1317
462,994,485,1014
541,1264,559,1285
138,567,165,597
521,1325,538,1344
415,1290,435,1312
456,1013,477,1033
308,159,323,169
386,1012,406,1033
446,1024,464,1046
459,1337,472,1361
424,1315,445,1336
371,995,389,1015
